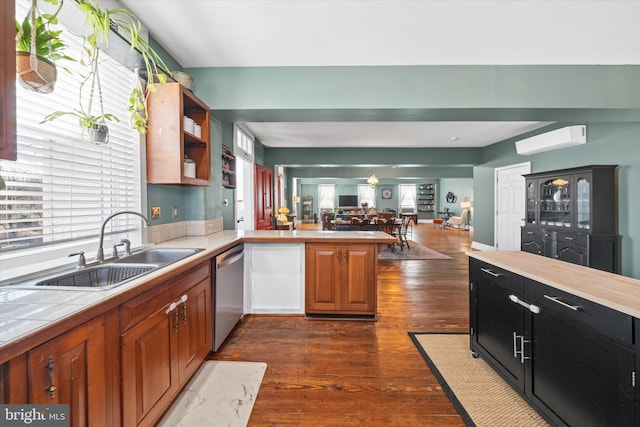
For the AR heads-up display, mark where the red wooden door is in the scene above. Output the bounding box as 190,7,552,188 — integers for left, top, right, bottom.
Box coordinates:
254,164,273,230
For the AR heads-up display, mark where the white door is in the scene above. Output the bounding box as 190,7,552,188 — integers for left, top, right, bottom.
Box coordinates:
495,162,531,251
235,157,254,231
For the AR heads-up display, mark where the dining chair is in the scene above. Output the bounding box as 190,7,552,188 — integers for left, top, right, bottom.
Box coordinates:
396,215,411,250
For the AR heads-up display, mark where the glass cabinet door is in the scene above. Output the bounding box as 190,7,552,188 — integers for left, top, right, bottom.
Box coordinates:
539,176,572,228
526,181,537,225
575,174,591,230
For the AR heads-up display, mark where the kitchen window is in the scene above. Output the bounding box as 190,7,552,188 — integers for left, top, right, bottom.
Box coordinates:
0,5,143,279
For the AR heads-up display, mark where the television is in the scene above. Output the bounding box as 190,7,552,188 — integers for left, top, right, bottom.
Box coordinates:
339,195,358,207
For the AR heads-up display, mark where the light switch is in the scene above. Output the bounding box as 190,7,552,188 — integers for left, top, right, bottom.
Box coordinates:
173,206,179,218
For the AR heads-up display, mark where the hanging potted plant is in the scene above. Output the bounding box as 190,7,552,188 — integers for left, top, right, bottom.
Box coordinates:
15,0,73,94
41,42,118,145
41,0,168,140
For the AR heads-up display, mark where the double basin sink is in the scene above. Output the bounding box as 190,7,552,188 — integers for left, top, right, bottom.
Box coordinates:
6,248,203,291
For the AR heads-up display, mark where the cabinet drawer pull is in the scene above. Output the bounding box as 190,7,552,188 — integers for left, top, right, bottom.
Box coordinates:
480,268,502,278
46,355,56,400
544,295,580,311
509,294,541,314
563,236,574,241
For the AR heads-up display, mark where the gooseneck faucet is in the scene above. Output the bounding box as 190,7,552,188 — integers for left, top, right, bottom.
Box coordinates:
96,211,149,263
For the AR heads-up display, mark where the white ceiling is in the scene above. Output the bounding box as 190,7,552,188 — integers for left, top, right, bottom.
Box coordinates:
120,0,640,149
245,121,554,148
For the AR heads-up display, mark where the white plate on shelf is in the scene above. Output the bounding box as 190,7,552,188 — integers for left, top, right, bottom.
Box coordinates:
553,190,563,202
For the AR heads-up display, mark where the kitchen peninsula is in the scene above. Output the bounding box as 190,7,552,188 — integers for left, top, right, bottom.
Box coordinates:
468,250,640,426
0,229,394,427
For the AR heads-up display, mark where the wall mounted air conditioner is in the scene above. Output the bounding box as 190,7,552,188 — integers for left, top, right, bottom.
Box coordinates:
515,125,587,155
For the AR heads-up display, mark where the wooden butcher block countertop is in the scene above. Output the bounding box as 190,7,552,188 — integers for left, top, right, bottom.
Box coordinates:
467,250,640,319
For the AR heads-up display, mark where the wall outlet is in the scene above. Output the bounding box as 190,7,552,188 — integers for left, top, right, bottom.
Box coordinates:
151,206,161,220
224,198,229,207
173,206,179,218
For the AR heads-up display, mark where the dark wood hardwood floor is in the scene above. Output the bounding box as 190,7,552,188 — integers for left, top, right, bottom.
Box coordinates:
210,222,473,426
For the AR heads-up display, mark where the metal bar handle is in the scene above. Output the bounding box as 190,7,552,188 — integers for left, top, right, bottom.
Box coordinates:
217,246,244,268
179,295,188,324
46,355,56,400
512,332,519,359
543,295,580,311
508,294,541,314
519,336,532,363
480,268,502,278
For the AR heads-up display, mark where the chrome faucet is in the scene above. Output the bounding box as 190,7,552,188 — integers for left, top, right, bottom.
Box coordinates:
96,211,149,263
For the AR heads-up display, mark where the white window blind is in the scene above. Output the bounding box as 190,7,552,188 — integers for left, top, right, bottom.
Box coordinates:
0,4,142,256
357,185,375,208
317,184,335,210
399,184,417,211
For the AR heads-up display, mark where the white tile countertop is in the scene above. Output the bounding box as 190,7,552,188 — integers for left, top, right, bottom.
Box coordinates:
0,230,395,360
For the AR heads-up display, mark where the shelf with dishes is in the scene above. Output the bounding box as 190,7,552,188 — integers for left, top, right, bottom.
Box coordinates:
222,145,236,189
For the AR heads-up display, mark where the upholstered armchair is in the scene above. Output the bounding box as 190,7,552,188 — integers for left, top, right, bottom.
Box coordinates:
445,209,469,229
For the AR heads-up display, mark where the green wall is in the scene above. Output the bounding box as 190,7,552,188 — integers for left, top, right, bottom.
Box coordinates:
474,122,639,279
147,57,639,279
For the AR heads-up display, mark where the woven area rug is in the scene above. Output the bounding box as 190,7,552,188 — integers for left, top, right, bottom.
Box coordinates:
409,332,549,427
158,361,267,427
378,241,452,260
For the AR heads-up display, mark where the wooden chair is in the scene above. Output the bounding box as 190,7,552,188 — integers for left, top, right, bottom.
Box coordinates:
321,212,334,230
395,215,411,250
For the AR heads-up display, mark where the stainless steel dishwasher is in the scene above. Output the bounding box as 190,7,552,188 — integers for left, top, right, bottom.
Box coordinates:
213,243,244,351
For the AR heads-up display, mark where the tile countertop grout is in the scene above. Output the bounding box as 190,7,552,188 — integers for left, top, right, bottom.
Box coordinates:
0,230,395,361
467,250,640,319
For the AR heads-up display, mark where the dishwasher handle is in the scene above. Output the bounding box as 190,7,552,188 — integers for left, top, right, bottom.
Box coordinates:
217,245,244,268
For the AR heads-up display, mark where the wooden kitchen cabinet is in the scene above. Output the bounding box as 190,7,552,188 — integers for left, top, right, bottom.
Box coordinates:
146,82,211,185
305,243,377,317
469,258,636,426
0,0,17,160
120,262,211,427
0,311,119,427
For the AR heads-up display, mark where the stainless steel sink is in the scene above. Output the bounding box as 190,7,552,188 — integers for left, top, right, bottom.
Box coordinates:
34,263,158,290
114,248,202,266
3,248,203,291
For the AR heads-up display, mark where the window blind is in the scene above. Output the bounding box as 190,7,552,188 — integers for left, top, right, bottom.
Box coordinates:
0,4,142,253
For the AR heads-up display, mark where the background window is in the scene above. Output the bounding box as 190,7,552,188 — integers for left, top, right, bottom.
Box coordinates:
398,184,417,213
357,185,376,208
